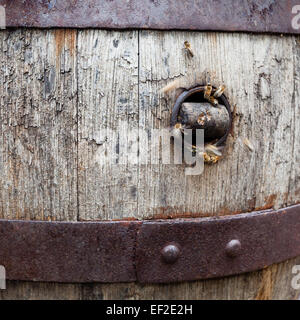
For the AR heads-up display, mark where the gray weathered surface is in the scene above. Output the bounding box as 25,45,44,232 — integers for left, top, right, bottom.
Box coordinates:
77,30,139,220
0,29,77,221
136,31,300,219
0,29,299,299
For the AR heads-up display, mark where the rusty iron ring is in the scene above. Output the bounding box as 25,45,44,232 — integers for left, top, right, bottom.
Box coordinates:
170,86,232,146
0,204,299,284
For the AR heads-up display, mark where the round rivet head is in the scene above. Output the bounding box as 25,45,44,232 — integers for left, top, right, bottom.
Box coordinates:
161,244,180,264
225,239,242,258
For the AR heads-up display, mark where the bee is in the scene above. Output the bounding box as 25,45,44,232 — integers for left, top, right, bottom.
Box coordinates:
204,84,226,106
201,143,223,164
174,122,183,131
203,152,220,164
243,138,254,152
207,96,218,106
213,85,226,98
160,79,180,94
205,143,223,156
184,41,194,58
204,84,212,100
172,122,188,136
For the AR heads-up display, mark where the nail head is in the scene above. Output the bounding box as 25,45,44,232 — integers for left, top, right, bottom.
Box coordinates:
161,244,180,264
226,239,242,258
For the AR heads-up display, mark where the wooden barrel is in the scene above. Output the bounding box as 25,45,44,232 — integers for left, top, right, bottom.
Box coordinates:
0,1,299,300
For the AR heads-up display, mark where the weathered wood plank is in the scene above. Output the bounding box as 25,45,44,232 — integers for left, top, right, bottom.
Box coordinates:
287,37,300,205
77,30,139,220
137,31,300,218
76,30,300,220
0,29,77,221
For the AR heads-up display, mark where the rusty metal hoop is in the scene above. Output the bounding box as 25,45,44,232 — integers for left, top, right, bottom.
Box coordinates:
0,204,299,283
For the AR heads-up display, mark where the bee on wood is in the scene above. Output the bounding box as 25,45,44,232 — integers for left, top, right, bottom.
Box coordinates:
160,79,180,94
243,138,254,152
213,85,226,98
173,122,190,136
204,84,226,106
184,41,194,58
174,122,183,131
201,143,223,164
203,152,220,164
207,96,219,106
204,84,212,100
205,143,223,156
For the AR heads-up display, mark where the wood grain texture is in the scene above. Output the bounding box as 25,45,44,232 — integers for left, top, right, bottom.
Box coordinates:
77,30,139,220
77,31,300,220
137,31,300,218
0,29,299,299
0,29,77,221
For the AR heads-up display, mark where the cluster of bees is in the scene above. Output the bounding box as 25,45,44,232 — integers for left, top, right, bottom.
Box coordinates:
164,41,230,164
202,84,225,164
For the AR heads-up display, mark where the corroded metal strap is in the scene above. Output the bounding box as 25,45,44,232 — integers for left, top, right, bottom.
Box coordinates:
136,205,300,283
0,204,299,283
1,0,300,35
0,220,139,283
